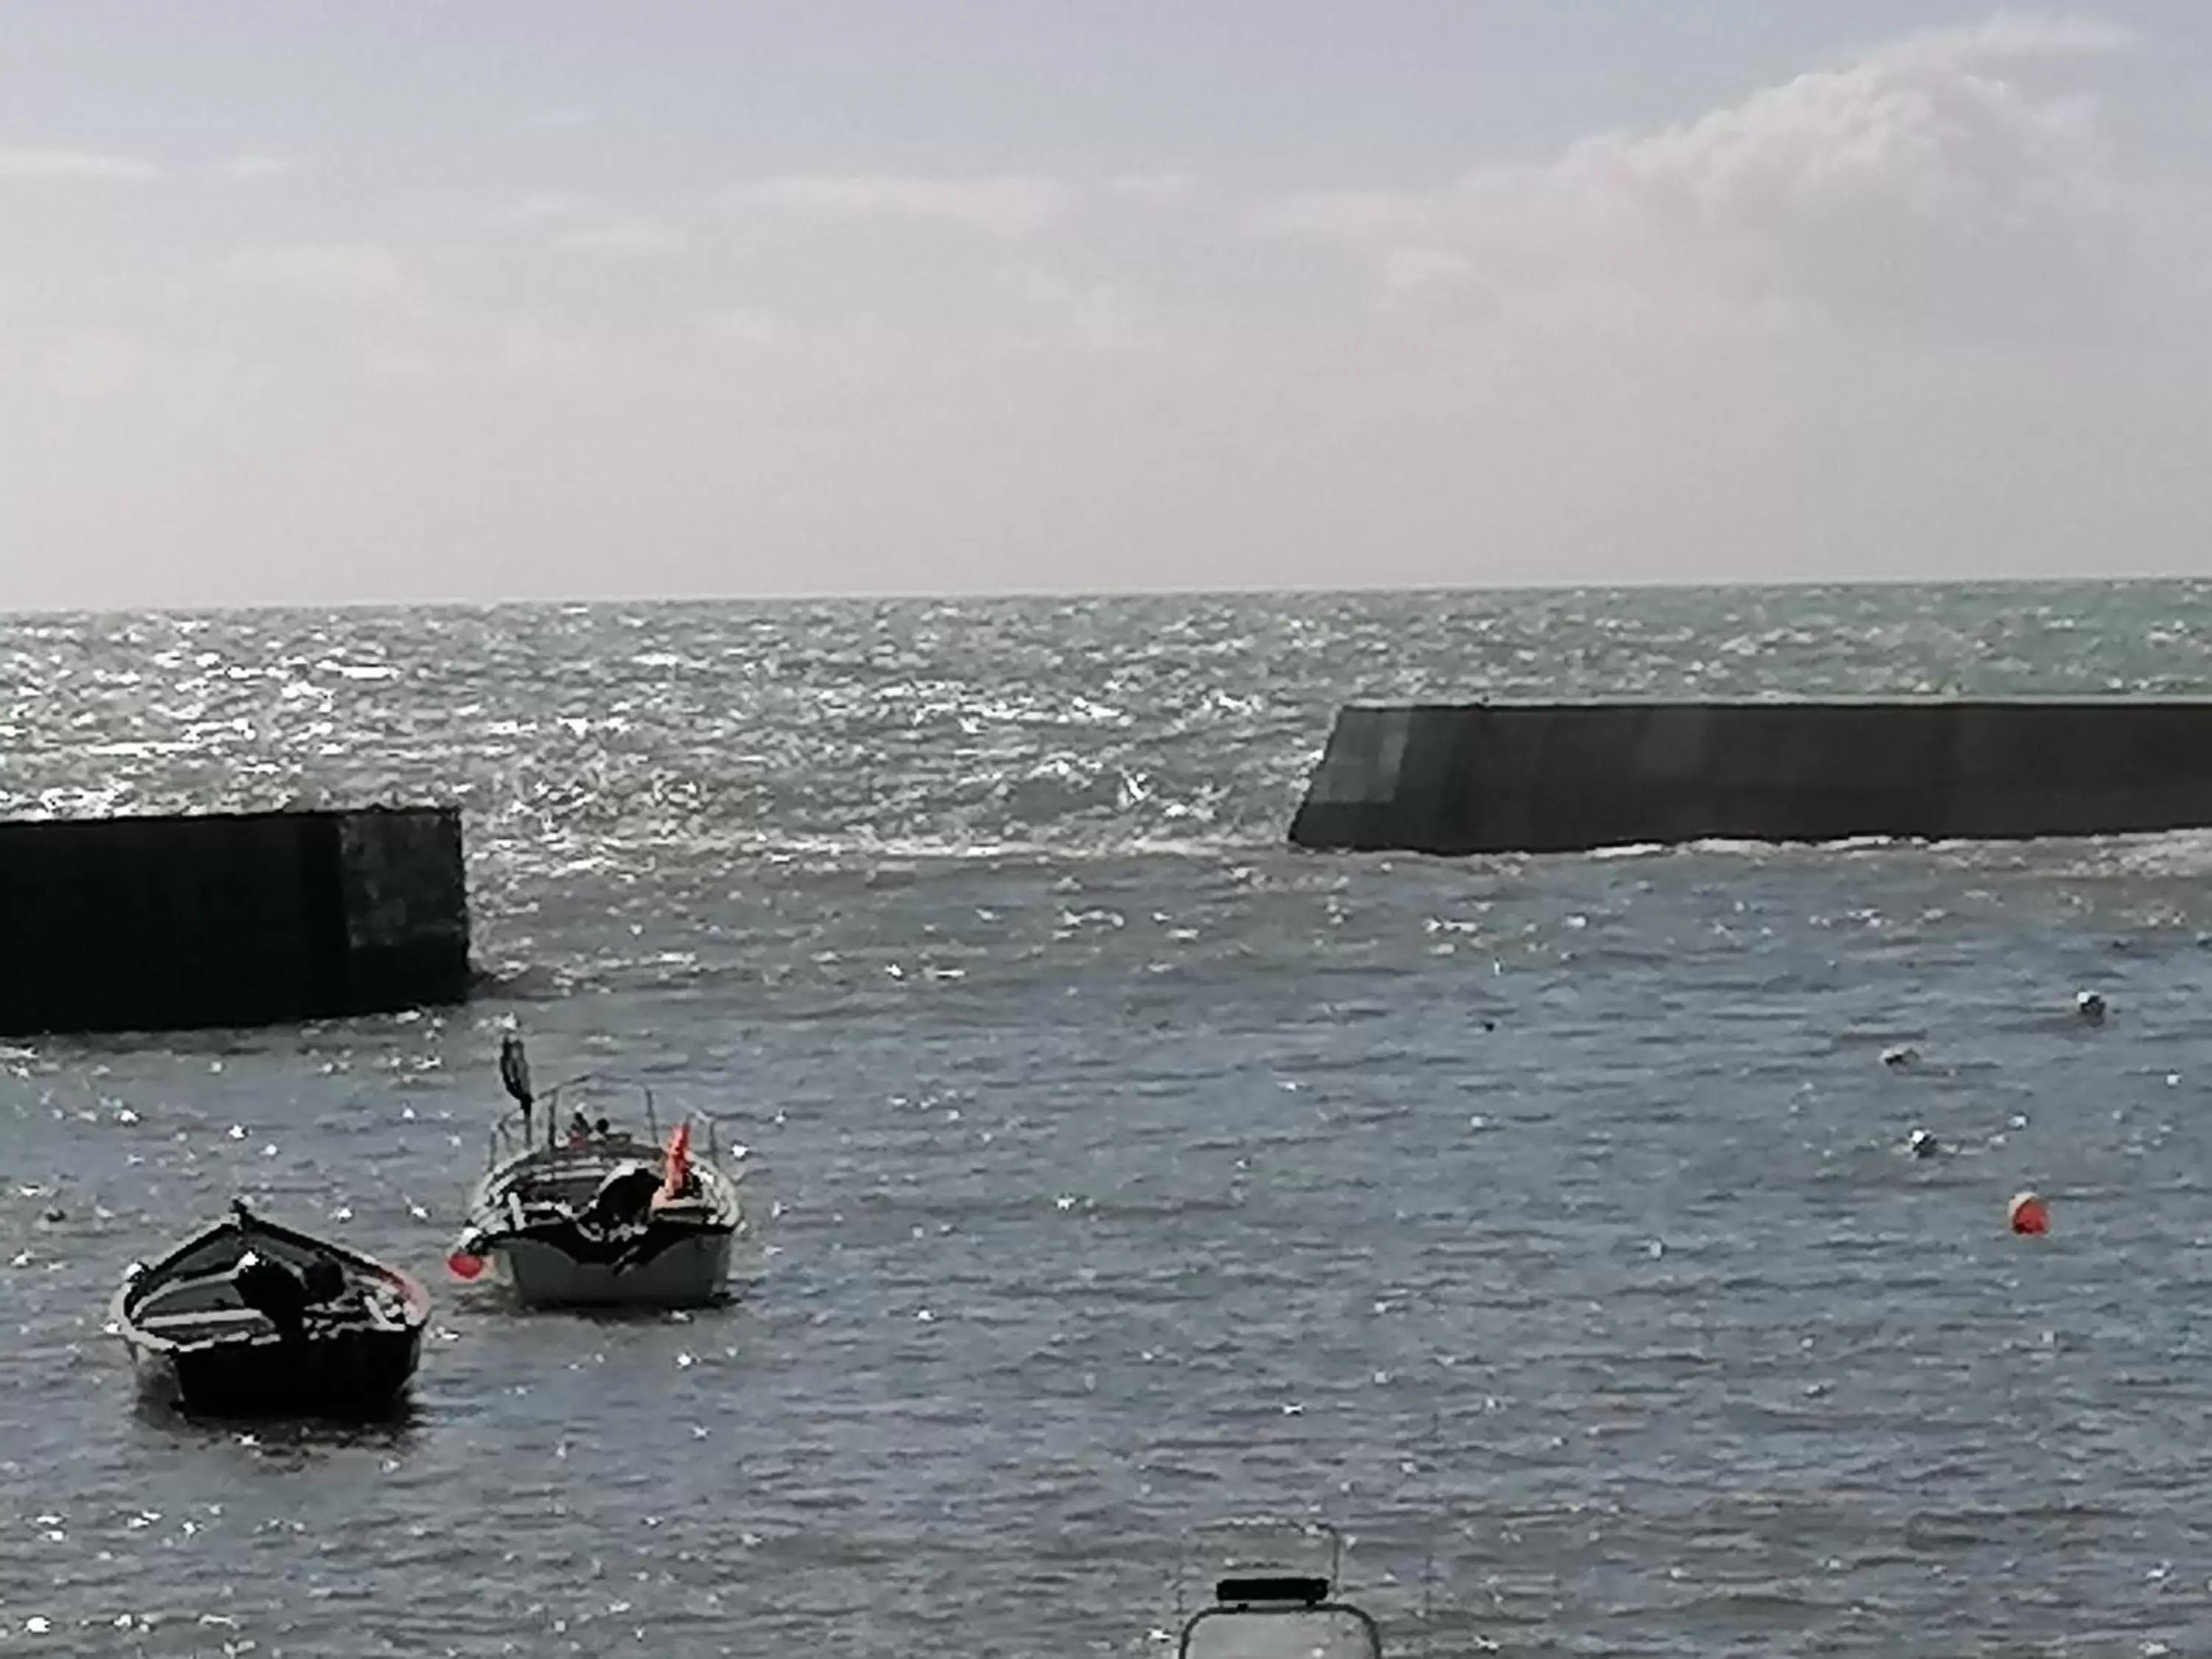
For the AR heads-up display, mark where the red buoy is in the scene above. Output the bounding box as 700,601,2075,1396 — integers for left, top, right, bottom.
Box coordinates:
2008,1192,2049,1236
446,1250,487,1280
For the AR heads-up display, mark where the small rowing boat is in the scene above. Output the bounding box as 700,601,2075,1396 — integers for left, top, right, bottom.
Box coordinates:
112,1200,428,1419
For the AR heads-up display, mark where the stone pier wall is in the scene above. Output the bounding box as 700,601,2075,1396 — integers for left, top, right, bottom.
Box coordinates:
0,804,470,1035
1290,700,2212,855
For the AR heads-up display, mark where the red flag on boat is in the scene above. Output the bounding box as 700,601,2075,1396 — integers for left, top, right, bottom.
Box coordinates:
661,1121,692,1199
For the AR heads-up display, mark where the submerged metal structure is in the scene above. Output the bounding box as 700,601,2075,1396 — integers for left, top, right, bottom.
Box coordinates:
1290,698,2212,856
0,804,470,1035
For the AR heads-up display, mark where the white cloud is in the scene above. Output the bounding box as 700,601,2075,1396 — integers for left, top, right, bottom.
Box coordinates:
516,105,595,137
1254,13,2130,341
996,265,1158,353
497,191,584,226
218,242,414,306
217,155,296,185
707,307,795,349
1862,13,2135,72
495,317,595,378
362,345,441,384
726,173,1074,237
1107,172,1196,204
45,331,145,398
496,193,686,257
0,147,158,184
1380,246,1476,301
554,221,686,258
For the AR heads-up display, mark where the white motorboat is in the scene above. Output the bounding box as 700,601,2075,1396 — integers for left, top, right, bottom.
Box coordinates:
1169,1523,1388,1658
445,1037,745,1309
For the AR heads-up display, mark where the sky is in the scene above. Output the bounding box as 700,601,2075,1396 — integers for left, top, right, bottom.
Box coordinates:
3,3,2211,611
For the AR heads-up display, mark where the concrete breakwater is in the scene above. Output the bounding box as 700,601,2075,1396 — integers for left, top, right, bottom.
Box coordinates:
1289,699,2212,856
0,805,469,1036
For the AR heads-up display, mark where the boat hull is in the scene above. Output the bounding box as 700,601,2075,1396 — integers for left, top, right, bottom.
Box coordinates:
492,1225,734,1309
128,1321,424,1419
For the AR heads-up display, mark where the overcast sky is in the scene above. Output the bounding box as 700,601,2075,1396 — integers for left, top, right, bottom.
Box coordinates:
3,4,2208,611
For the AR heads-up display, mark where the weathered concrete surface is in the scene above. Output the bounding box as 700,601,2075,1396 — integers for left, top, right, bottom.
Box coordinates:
1290,700,2212,856
0,805,470,1035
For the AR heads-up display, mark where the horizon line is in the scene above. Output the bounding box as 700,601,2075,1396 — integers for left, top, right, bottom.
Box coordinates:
3,568,2205,622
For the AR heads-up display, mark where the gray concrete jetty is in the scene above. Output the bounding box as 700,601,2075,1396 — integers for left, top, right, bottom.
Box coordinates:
0,805,470,1035
1289,699,2212,856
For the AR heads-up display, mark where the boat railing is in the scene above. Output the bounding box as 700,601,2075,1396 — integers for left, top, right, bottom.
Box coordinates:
483,1079,734,1175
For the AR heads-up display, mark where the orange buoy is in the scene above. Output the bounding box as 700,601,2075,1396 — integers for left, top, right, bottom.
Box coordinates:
2008,1192,2050,1235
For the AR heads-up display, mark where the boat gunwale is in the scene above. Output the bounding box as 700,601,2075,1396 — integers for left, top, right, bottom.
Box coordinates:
111,1208,431,1357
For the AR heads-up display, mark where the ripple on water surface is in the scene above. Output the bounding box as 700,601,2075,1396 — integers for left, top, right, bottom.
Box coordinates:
4,585,2212,1653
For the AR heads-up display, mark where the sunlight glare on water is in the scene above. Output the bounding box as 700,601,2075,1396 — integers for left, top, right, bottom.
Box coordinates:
1,582,2211,1655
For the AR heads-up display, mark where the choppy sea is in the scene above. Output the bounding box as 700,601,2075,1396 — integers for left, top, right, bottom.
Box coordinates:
4,581,2212,1657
